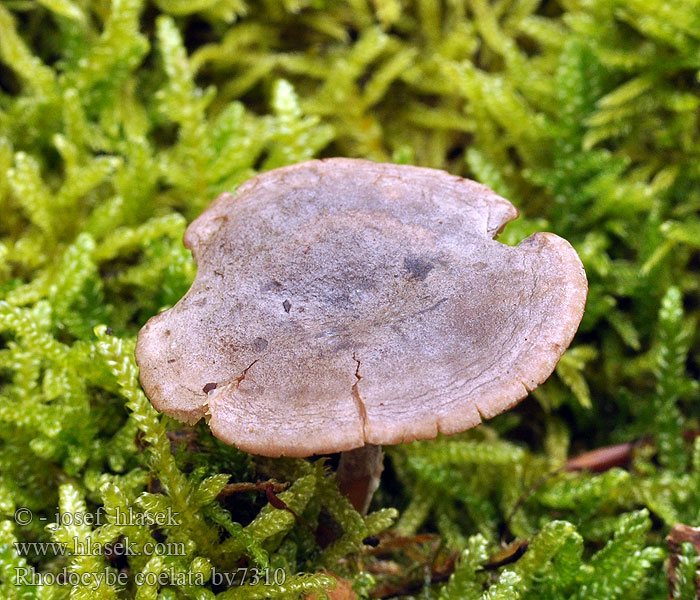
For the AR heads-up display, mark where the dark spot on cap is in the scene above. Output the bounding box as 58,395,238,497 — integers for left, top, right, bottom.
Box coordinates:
263,280,283,291
404,256,434,281
105,327,114,335
283,299,292,313
332,340,353,353
252,337,269,352
203,382,217,393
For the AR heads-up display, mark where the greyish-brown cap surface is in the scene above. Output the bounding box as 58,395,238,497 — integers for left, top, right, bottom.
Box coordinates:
135,158,588,457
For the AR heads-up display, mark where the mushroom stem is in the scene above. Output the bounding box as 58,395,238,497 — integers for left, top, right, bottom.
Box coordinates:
336,444,384,515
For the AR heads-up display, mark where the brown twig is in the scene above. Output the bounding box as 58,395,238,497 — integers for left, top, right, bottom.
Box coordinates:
565,439,648,473
364,533,440,556
666,524,700,599
263,482,317,538
216,479,289,499
480,539,529,571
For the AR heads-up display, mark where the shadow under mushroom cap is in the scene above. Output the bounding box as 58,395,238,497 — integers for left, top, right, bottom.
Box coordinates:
135,158,588,457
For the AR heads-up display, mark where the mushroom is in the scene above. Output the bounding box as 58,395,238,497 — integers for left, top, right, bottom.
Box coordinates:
135,158,587,513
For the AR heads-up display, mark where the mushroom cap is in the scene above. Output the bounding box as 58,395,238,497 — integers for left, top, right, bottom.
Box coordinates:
135,158,587,457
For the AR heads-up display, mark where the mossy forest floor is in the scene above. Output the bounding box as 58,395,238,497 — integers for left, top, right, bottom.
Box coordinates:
1,1,700,598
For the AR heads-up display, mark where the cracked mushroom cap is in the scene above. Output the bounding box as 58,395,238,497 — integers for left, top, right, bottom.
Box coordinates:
135,158,587,457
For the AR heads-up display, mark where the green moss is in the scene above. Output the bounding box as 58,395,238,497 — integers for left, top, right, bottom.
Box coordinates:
1,1,699,598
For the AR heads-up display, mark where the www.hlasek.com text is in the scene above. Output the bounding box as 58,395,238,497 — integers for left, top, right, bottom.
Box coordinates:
14,536,185,558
